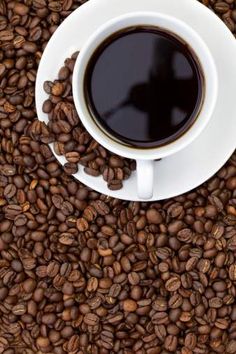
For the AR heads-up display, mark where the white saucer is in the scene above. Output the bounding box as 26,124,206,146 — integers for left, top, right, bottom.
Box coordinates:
35,0,236,201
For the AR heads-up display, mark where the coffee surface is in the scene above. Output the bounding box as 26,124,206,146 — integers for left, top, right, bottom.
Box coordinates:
85,27,203,148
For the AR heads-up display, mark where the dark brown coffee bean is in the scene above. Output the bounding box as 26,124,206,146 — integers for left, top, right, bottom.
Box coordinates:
0,30,14,41
22,279,37,293
84,313,99,326
226,340,236,354
226,177,236,190
184,333,197,350
12,304,27,315
164,335,178,352
13,3,29,15
0,164,16,176
123,299,137,312
128,272,140,285
36,337,50,349
42,99,53,113
108,284,121,298
23,41,38,53
214,1,230,13
84,167,100,177
58,66,70,80
229,264,236,280
59,232,75,245
168,294,183,308
209,297,223,308
165,276,181,292
42,313,57,325
65,151,80,163
0,337,9,352
76,217,89,232
51,82,64,96
146,208,163,224
153,297,168,311
215,318,229,330
92,200,110,215
4,184,16,198
215,252,226,267
108,179,123,190
103,166,115,182
87,277,98,292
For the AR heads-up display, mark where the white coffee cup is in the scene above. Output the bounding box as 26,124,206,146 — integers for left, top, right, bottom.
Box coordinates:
72,11,218,199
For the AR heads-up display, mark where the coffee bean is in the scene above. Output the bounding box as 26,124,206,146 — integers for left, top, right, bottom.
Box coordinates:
76,217,89,231
59,232,75,245
146,208,163,224
227,340,236,354
153,297,168,311
215,318,229,329
165,276,181,292
11,259,23,272
65,151,80,163
4,184,16,198
184,333,197,350
128,272,140,285
87,277,98,292
214,1,230,13
22,41,38,53
213,280,226,291
0,337,8,353
103,167,115,182
42,313,57,325
13,3,29,15
36,337,50,349
84,313,99,326
99,277,112,289
12,304,27,315
67,335,80,352
22,278,36,293
164,335,178,352
58,66,70,80
209,297,223,308
229,264,236,280
0,30,14,41
0,164,16,176
108,179,123,190
215,252,226,267
42,99,53,113
123,299,137,312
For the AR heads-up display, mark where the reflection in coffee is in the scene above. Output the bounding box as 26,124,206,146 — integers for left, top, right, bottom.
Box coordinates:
84,27,203,148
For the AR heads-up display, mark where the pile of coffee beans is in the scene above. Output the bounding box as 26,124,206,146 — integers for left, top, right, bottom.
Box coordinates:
42,52,136,191
1,1,236,354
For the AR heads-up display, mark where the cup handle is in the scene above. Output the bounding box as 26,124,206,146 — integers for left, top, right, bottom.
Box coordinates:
136,160,154,200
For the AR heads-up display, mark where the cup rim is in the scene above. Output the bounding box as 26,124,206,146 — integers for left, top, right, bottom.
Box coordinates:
72,11,218,160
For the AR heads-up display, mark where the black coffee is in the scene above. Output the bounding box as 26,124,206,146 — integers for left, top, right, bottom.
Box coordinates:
84,27,204,148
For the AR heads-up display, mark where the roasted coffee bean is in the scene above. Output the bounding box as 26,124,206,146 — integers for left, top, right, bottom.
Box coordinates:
184,333,197,350
108,179,123,190
13,3,29,15
123,299,138,312
165,276,181,291
229,264,236,280
4,184,17,198
12,304,27,316
84,313,99,326
164,335,178,352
